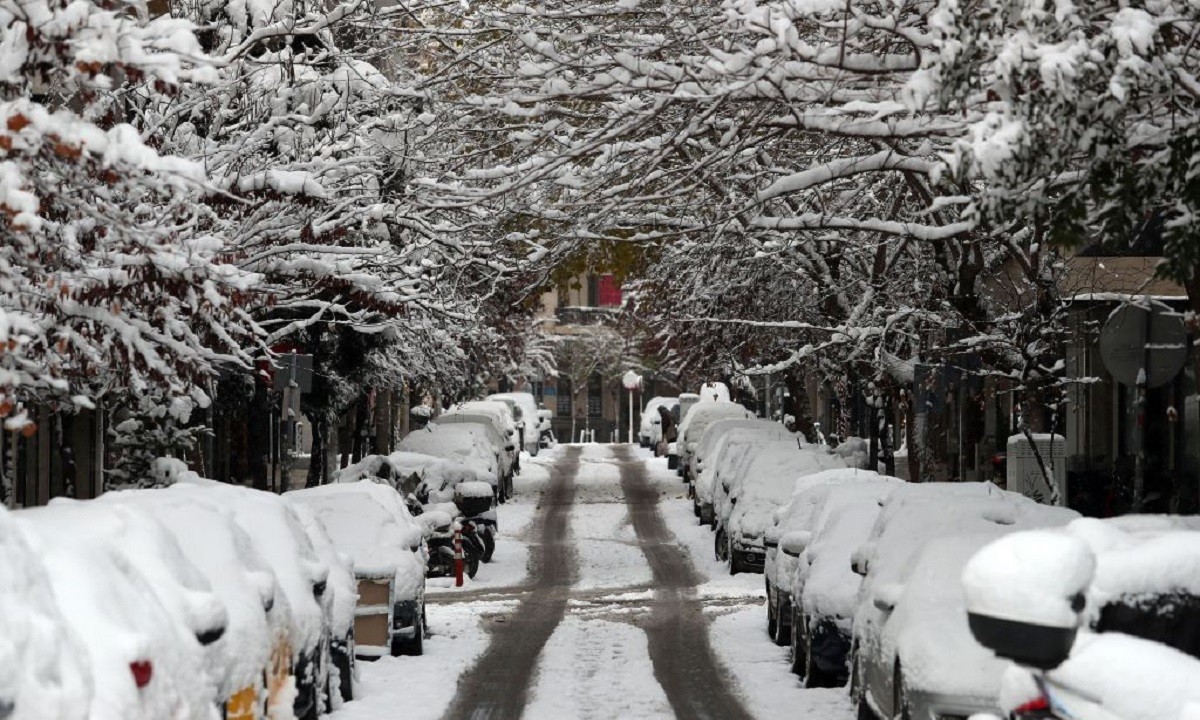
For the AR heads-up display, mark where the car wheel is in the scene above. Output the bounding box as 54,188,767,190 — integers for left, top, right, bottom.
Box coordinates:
894,663,912,720
790,611,806,678
728,538,744,575
693,497,701,519
773,598,790,647
392,608,425,657
714,528,727,562
766,583,777,639
803,622,825,688
481,532,496,563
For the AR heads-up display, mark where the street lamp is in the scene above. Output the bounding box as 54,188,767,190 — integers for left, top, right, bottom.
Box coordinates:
622,371,642,445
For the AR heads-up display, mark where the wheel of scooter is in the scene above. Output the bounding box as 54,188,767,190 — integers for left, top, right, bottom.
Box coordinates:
466,554,480,579
481,532,496,563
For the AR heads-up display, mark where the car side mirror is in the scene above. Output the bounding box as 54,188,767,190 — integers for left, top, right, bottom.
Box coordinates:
850,548,869,576
764,526,781,549
873,583,902,612
780,531,812,558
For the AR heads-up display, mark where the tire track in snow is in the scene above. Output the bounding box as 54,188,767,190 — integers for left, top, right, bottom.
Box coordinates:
614,445,757,720
440,446,580,720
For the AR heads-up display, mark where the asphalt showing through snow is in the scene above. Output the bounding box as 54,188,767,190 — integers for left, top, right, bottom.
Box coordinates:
441,445,754,720
440,446,580,720
614,445,756,720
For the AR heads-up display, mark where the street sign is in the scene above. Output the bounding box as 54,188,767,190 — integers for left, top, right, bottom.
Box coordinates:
1099,302,1187,388
622,371,642,391
272,353,314,392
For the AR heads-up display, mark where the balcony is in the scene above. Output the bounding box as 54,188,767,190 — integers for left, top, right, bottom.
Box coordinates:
555,305,619,326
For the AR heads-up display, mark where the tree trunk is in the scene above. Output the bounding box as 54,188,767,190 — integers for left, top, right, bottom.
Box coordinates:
249,380,270,491
306,420,324,488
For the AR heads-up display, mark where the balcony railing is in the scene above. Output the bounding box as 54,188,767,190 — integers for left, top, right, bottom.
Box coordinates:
555,305,619,326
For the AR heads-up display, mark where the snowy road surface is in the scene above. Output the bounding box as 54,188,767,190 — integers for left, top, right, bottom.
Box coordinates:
329,444,855,720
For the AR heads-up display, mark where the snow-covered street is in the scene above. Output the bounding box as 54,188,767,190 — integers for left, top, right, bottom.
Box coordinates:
327,444,854,720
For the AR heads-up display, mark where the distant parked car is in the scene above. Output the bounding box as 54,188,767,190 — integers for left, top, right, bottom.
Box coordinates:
399,423,504,501
441,401,519,479
676,400,755,484
762,472,898,650
785,484,894,686
713,442,846,574
0,505,91,720
693,423,795,525
639,396,679,447
487,392,541,456
287,481,428,659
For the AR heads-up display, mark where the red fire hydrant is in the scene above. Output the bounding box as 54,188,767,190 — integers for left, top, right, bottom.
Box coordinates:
453,521,464,588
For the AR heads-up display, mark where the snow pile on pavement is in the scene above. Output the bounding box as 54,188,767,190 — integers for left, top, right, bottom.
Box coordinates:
710,608,854,720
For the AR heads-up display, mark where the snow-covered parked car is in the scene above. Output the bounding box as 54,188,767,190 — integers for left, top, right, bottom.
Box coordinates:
761,472,898,649
784,483,895,686
16,504,222,720
290,503,358,705
851,483,1077,720
286,481,428,659
639,395,678,447
487,391,541,456
964,527,1200,720
676,399,755,483
0,505,92,720
440,400,519,480
100,487,292,720
692,419,794,523
335,450,479,504
399,423,504,501
170,480,332,720
713,442,847,574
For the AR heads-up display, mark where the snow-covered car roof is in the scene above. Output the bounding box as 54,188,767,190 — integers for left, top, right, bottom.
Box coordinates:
695,425,794,503
695,418,783,469
16,505,220,720
797,497,887,623
1063,517,1200,616
0,506,91,720
399,424,500,485
98,489,280,699
859,483,1076,593
639,396,679,431
43,499,226,642
678,400,754,444
487,392,536,424
723,448,849,540
335,451,479,501
169,480,330,655
289,503,357,639
766,471,896,589
286,481,426,600
444,401,516,434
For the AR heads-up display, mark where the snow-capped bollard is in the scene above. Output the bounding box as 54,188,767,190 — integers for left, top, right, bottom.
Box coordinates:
453,521,464,587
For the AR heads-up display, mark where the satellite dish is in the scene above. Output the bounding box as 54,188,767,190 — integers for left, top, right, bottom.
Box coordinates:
1099,301,1187,388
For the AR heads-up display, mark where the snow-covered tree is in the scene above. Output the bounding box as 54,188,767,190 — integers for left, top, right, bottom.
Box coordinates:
0,0,261,429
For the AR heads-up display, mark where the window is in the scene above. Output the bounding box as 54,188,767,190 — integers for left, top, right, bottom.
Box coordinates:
588,373,602,417
597,275,622,306
557,378,572,416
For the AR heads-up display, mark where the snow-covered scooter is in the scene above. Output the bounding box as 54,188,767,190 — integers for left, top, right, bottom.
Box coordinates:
962,531,1200,720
